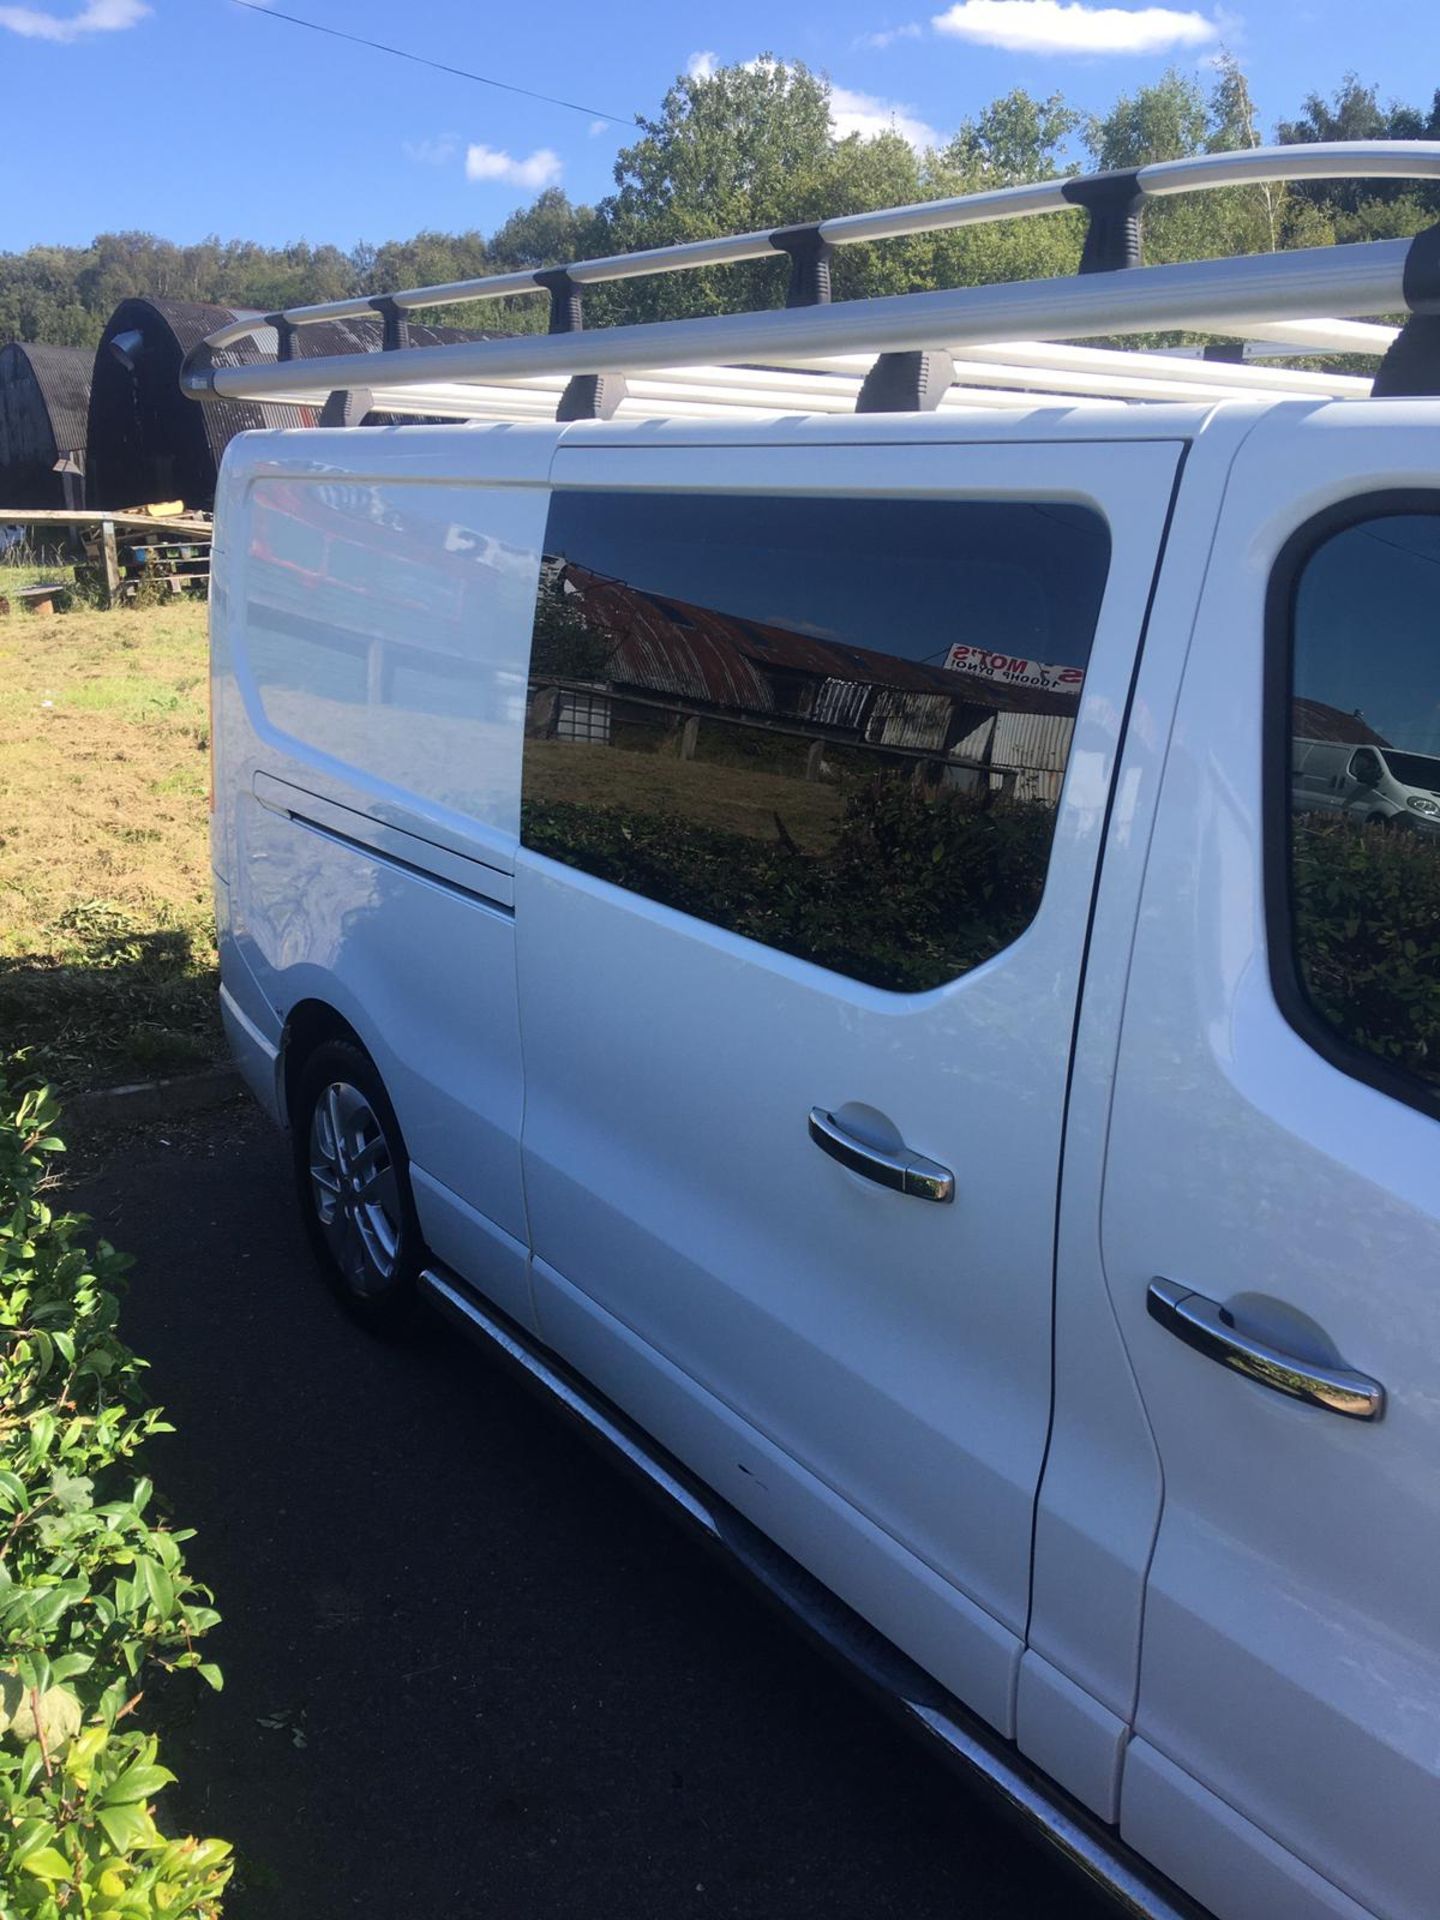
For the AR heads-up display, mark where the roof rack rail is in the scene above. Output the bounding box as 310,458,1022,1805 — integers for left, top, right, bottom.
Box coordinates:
181,142,1440,420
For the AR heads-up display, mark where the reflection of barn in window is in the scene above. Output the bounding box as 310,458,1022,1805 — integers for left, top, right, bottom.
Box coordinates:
528,560,1081,797
555,690,612,744
1292,697,1389,747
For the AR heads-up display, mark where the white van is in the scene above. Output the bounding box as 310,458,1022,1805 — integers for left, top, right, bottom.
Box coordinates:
197,145,1440,1920
1293,736,1440,829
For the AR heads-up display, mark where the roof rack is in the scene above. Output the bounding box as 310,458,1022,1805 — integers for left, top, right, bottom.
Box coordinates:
181,142,1440,421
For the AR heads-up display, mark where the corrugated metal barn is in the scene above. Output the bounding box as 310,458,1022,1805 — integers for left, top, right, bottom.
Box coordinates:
87,299,496,512
87,298,312,511
0,341,92,508
548,562,1081,793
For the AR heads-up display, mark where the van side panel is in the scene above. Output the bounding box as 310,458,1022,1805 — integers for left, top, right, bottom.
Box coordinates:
213,430,555,1325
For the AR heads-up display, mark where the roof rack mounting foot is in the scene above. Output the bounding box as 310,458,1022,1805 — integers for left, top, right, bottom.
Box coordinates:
1061,169,1146,274
557,373,627,422
856,349,955,413
770,224,834,308
1374,219,1440,395
266,313,298,362
1373,314,1440,396
536,268,584,335
369,296,410,353
318,388,376,428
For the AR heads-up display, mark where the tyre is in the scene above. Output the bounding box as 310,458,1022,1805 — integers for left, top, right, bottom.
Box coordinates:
291,1039,423,1331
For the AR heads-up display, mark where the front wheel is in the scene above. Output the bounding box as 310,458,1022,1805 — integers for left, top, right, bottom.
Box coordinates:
291,1039,423,1331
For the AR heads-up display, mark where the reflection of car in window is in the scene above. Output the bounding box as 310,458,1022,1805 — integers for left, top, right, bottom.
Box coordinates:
1291,736,1440,829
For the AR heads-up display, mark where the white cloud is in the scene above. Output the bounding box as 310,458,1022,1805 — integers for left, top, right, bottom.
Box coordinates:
0,0,147,39
465,144,563,189
686,49,718,80
695,52,942,151
856,21,923,47
930,0,1218,55
589,118,611,136
830,83,942,150
404,136,460,166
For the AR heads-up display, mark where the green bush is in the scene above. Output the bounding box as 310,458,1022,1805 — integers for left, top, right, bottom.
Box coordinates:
522,774,1055,992
0,1079,231,1917
1292,815,1440,1092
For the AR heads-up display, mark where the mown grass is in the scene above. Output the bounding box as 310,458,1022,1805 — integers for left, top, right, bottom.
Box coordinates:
0,598,220,1092
525,735,844,852
0,559,77,595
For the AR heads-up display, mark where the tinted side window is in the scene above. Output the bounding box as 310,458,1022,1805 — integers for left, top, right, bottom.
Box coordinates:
1285,508,1440,1104
520,491,1110,992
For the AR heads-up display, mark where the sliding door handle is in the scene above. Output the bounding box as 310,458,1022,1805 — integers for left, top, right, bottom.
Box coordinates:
807,1107,954,1203
1147,1279,1384,1421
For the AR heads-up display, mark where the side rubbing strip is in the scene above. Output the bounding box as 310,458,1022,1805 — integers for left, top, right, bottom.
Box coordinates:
421,1265,1210,1920
252,772,514,909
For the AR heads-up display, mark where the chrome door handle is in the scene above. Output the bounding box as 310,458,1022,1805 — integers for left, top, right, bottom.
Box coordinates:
1147,1279,1384,1421
807,1107,954,1204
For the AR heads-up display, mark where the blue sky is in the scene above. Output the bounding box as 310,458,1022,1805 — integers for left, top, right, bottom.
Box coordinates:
0,0,1434,252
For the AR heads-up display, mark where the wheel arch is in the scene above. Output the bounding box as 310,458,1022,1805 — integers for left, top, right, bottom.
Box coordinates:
279,999,367,1127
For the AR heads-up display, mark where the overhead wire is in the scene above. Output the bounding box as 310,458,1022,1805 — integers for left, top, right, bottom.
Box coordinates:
228,0,635,126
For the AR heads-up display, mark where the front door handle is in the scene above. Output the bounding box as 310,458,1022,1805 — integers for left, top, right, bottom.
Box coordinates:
1147,1279,1384,1421
807,1107,954,1204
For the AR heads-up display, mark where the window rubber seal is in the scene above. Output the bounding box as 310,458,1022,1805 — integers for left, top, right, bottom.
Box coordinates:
1262,485,1440,1127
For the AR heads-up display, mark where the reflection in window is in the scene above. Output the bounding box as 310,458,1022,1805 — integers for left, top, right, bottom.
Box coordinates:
520,491,1110,992
1288,510,1440,1096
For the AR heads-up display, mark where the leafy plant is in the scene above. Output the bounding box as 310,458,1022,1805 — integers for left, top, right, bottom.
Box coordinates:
1292,814,1440,1090
522,771,1054,992
0,1079,231,1916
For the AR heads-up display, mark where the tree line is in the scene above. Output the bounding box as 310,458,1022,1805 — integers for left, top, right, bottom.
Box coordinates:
4,61,1438,349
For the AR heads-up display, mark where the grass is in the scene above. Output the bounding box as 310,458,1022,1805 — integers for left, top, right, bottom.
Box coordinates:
0,538,79,604
0,596,220,1093
0,560,77,594
525,734,844,853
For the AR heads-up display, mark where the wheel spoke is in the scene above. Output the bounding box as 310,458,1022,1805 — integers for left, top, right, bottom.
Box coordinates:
351,1133,386,1175
306,1078,405,1299
325,1086,347,1173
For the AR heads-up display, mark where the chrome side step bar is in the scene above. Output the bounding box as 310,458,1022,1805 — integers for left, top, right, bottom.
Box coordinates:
420,1266,1208,1920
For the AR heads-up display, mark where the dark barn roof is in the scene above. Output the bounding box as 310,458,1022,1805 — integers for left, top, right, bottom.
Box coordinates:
87,298,498,512
87,298,309,511
0,341,93,509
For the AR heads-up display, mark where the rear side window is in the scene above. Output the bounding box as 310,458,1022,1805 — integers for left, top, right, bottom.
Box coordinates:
1280,505,1440,1110
520,490,1110,992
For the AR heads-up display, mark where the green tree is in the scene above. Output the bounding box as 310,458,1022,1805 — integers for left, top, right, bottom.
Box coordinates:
946,88,1081,184
591,57,852,322
1278,74,1440,222
1085,63,1279,269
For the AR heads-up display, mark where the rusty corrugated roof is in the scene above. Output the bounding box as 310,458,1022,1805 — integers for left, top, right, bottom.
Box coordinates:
1293,698,1389,747
561,564,1079,720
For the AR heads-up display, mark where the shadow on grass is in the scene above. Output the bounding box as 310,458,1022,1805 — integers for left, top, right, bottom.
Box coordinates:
0,920,221,1096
